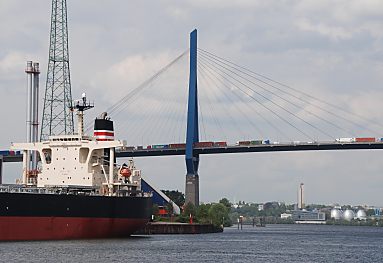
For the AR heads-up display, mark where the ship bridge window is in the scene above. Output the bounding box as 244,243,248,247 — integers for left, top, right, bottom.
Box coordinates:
42,149,52,164
79,147,89,164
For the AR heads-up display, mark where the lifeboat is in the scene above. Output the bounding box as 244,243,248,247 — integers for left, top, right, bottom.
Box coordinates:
120,167,131,177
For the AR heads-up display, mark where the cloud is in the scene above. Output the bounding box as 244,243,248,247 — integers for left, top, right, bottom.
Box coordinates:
0,52,26,78
295,19,352,41
1,0,383,206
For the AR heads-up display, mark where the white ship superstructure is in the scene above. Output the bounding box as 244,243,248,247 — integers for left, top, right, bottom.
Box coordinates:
11,95,142,196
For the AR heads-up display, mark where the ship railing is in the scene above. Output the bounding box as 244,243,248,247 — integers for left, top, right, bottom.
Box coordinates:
42,185,100,195
0,184,152,197
114,187,152,198
0,184,42,194
0,184,100,195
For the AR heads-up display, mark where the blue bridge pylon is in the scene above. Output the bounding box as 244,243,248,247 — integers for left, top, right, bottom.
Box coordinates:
185,29,200,206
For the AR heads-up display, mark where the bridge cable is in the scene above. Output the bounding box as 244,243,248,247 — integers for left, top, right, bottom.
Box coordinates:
116,75,181,145
164,98,186,144
84,50,188,133
199,67,255,139
198,73,228,141
199,61,291,141
107,50,188,116
198,67,244,140
198,48,381,134
198,49,362,135
199,55,334,139
197,86,208,141
175,89,189,143
198,58,316,140
198,65,264,139
145,90,181,145
115,81,168,145
198,52,349,137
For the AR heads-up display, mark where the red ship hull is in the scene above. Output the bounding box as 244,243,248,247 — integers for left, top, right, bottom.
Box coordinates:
0,216,149,241
0,192,152,241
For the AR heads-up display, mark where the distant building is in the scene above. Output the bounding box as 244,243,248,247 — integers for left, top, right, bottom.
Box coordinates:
258,204,264,211
281,213,292,219
292,210,325,224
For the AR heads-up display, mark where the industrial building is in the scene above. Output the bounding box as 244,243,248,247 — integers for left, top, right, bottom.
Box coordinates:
292,210,326,224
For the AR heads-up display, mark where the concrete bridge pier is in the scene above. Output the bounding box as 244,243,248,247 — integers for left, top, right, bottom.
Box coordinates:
185,173,199,206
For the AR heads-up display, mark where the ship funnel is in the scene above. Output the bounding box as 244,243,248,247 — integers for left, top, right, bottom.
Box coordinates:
94,113,114,141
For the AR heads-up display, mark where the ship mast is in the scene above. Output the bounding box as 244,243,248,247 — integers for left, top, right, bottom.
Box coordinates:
70,93,93,137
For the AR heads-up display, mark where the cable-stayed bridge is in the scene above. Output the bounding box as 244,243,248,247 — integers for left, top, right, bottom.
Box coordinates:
2,29,383,205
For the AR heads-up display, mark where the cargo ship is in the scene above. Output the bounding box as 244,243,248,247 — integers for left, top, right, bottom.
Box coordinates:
0,94,152,241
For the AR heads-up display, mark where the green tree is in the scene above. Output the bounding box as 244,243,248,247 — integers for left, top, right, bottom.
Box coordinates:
177,202,197,223
209,203,229,227
196,203,211,224
219,198,231,211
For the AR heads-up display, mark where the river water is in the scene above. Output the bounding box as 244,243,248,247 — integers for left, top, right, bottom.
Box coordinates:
1,224,382,262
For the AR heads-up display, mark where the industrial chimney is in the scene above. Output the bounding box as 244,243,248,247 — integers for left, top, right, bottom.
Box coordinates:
298,183,304,209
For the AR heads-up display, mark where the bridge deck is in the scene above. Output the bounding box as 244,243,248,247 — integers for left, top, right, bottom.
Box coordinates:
3,142,383,162
116,142,383,158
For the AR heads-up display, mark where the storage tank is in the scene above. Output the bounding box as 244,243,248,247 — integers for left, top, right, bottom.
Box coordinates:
356,209,367,220
343,209,355,221
330,208,343,220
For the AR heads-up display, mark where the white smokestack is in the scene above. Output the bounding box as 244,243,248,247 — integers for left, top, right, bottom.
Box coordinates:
31,62,40,171
25,61,40,179
25,61,34,177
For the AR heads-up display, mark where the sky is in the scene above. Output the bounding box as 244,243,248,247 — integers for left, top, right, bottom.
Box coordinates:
1,0,383,206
